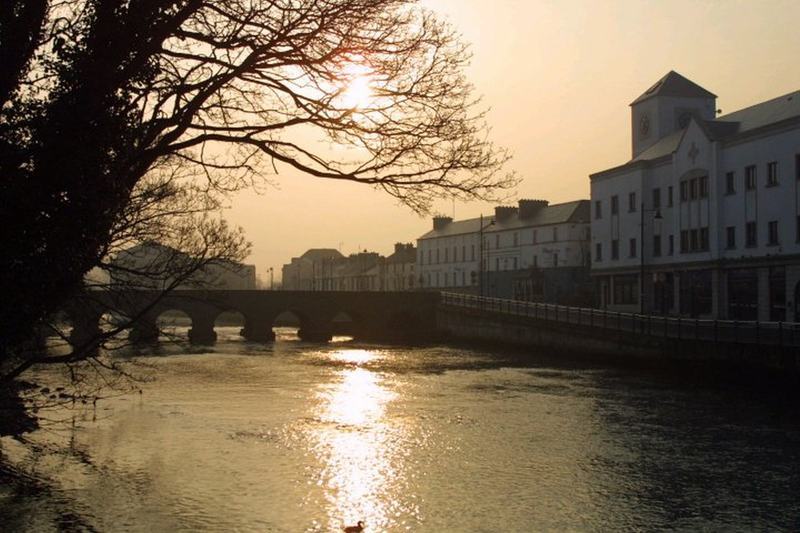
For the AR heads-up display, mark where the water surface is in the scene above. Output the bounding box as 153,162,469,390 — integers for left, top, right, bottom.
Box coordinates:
2,328,799,531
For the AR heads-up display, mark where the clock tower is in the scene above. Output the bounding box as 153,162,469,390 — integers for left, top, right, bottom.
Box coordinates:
630,71,716,158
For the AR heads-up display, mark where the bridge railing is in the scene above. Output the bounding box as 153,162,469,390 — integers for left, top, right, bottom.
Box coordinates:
439,292,800,348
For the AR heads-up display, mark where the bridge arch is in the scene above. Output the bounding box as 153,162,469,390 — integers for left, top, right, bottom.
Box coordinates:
212,310,247,342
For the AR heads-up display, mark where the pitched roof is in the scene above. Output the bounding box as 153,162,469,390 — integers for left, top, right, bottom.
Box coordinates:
418,200,590,239
630,71,716,106
300,248,344,261
386,245,416,264
632,129,685,162
716,90,800,133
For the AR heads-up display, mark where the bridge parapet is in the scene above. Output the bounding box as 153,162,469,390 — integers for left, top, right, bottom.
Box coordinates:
62,290,440,348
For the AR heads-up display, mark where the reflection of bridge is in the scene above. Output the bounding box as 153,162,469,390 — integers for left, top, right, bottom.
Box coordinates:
65,290,440,348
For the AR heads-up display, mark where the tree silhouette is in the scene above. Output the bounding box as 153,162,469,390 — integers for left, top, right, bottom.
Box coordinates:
0,0,514,371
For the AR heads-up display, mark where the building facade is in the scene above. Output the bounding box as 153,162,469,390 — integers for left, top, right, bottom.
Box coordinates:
280,245,416,291
417,200,592,304
385,243,417,291
591,71,800,320
111,241,256,290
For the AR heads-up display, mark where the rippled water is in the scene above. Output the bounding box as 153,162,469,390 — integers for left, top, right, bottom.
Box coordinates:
2,327,800,532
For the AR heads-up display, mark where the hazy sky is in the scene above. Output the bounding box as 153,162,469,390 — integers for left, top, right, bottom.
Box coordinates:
226,0,800,282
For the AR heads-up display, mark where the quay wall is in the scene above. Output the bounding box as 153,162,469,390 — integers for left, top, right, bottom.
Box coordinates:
437,305,800,377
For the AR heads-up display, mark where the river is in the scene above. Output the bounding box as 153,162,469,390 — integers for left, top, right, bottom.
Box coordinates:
2,327,799,531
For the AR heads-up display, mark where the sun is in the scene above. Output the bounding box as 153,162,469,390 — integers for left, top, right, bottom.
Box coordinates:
339,62,374,110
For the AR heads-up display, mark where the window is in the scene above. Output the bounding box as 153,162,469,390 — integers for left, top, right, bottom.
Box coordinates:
453,246,457,261
745,165,757,190
533,255,538,267
595,243,602,262
699,176,708,198
513,257,518,270
796,154,800,181
797,215,800,243
629,238,637,258
436,249,440,263
746,221,757,247
668,234,674,255
613,275,638,305
462,245,466,262
611,195,619,215
495,234,500,248
552,227,558,242
653,188,661,209
767,161,778,186
471,244,475,261
725,172,735,194
553,253,559,267
690,229,698,251
611,239,619,260
726,226,736,249
667,186,674,207
444,247,449,262
428,249,432,264
689,178,698,200
680,181,688,202
595,200,602,219
533,230,538,244
769,266,786,321
653,235,661,257
513,232,518,247
699,227,709,251
628,192,637,212
680,230,688,253
495,257,500,271
768,220,779,245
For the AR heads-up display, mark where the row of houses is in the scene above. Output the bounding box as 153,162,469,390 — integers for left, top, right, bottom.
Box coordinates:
280,243,416,292
416,71,800,321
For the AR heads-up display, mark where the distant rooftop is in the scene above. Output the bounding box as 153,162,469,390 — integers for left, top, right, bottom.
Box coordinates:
419,200,590,239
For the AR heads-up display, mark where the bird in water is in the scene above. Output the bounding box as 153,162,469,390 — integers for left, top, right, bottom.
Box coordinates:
343,521,365,532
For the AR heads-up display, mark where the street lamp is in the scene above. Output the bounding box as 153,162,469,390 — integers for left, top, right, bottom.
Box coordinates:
478,214,495,298
640,202,662,313
268,267,274,290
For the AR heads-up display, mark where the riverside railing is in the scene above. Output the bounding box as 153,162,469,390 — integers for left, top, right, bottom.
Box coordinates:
440,292,800,348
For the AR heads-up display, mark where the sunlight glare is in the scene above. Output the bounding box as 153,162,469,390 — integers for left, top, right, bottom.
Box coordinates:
312,367,404,530
339,62,375,110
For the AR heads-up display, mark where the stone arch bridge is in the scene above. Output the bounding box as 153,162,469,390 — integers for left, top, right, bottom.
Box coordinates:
65,290,440,348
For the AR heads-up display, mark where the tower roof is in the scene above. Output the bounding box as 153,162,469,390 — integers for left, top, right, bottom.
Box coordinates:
630,70,716,105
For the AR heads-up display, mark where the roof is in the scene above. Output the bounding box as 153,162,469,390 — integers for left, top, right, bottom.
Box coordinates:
632,129,685,162
386,245,416,264
630,70,716,106
300,248,344,261
418,200,590,240
716,90,800,133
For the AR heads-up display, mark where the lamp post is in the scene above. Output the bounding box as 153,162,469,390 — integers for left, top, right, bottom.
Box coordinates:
478,214,495,298
269,267,274,290
640,202,662,313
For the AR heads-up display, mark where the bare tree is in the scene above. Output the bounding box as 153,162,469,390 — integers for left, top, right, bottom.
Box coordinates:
0,1,515,380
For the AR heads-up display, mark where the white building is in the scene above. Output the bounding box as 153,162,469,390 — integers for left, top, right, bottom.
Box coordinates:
591,71,800,320
385,243,416,291
417,200,591,303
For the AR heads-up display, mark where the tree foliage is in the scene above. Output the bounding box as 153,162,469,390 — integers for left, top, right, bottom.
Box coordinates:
0,0,514,371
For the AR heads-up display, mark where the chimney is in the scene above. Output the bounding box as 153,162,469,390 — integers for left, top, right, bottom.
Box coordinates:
494,206,518,223
433,216,453,230
518,199,549,219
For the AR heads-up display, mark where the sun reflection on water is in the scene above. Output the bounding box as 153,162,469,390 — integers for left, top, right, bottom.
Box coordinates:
310,348,413,531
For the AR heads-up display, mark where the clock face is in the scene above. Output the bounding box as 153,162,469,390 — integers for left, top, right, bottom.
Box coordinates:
639,114,650,137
